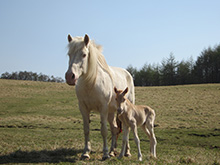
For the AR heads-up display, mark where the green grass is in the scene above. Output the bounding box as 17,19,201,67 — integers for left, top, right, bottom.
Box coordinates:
0,79,220,164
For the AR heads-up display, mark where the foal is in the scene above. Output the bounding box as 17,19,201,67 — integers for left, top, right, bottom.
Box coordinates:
114,87,157,161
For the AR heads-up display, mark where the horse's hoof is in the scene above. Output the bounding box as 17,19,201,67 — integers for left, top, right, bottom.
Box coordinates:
124,153,131,157
80,153,90,160
117,156,123,160
138,157,143,161
102,155,110,160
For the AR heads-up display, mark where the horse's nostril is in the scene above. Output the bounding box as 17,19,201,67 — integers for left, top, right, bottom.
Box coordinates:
72,74,75,79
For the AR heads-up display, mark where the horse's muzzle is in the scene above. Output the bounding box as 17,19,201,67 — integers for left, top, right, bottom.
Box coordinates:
65,72,77,86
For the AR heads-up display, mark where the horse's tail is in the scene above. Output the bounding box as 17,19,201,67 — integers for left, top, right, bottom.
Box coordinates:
108,114,122,143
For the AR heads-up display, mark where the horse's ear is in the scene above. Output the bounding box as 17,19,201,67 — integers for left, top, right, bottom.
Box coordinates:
114,87,118,94
68,34,73,43
122,87,128,96
84,34,90,46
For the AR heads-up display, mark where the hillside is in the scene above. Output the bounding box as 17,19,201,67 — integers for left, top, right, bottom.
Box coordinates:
0,79,219,164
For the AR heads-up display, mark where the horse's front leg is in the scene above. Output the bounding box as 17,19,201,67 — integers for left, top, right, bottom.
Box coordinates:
100,108,110,160
79,104,91,159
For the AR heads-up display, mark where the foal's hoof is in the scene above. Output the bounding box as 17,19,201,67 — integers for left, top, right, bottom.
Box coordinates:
150,155,157,160
109,151,116,157
80,153,90,160
102,155,110,161
138,157,143,161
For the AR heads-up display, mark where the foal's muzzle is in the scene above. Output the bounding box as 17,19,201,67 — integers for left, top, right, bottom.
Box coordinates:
117,108,123,115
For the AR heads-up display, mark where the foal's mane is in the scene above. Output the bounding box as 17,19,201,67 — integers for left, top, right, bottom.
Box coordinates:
68,36,113,88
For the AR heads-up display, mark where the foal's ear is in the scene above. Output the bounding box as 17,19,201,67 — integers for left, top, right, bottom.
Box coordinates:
68,34,73,43
84,34,90,47
114,87,118,94
122,87,128,96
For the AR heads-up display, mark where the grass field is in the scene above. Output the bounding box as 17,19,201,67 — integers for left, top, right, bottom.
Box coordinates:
0,79,219,164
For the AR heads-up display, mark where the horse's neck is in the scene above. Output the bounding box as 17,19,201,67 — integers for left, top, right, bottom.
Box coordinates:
77,74,96,91
76,66,113,107
96,52,114,85
82,45,113,87
77,65,113,92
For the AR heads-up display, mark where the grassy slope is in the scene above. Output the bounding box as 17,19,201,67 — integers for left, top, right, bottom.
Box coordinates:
0,79,219,164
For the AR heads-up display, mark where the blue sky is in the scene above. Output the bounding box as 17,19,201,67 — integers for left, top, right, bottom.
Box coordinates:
0,0,220,79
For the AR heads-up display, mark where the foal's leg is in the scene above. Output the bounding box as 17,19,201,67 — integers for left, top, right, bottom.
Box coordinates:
108,112,118,157
79,104,91,159
118,126,129,159
124,138,131,157
131,122,142,161
145,121,157,158
141,124,152,157
100,108,110,160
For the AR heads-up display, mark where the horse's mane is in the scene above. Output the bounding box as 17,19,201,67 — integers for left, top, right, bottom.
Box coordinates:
68,37,113,88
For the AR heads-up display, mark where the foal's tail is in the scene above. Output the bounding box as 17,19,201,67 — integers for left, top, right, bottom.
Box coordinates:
145,106,156,127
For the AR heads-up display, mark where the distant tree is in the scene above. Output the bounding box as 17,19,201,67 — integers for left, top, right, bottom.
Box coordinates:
32,72,38,81
160,53,178,85
126,65,137,81
193,44,220,83
151,64,161,86
127,63,161,86
50,76,56,82
176,60,191,85
11,72,18,80
1,72,10,79
139,64,159,86
125,44,220,86
136,64,149,86
56,77,64,83
0,71,64,83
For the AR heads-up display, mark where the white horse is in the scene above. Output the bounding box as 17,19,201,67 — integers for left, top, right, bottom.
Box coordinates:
65,34,135,160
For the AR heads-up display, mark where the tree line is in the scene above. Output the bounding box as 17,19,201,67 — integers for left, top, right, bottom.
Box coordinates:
126,44,220,86
0,71,64,83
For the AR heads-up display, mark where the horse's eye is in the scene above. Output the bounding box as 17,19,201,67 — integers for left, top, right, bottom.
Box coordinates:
83,54,86,58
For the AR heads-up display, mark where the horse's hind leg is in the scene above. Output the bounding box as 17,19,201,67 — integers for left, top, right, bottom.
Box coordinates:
100,108,110,160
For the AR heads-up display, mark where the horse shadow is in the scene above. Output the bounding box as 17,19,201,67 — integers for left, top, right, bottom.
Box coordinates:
0,148,83,164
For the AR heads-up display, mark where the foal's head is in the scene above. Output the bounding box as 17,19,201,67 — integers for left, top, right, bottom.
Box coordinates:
114,87,128,114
